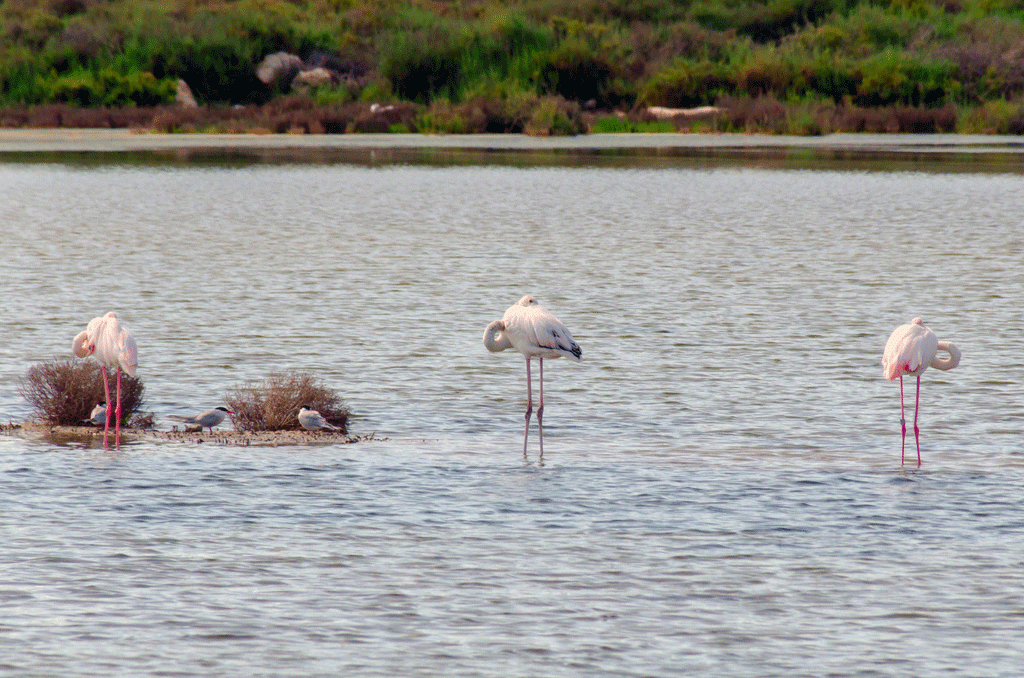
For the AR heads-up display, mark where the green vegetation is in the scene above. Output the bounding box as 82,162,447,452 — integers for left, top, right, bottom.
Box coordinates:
591,116,676,133
4,0,1024,133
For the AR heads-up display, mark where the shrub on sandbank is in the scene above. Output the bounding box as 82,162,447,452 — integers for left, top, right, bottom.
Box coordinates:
19,357,145,426
226,370,349,433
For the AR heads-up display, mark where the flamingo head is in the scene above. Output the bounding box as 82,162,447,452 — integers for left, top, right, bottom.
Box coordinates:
72,330,94,357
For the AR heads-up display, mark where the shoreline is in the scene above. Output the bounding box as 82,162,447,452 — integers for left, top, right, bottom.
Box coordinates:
4,128,1024,154
5,129,1024,174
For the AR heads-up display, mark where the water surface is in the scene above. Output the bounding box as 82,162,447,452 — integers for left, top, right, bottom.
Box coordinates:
1,150,1022,677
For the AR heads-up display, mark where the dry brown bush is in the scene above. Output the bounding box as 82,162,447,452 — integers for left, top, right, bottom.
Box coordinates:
225,371,349,433
142,99,421,134
719,95,788,131
715,96,958,134
829,104,957,133
19,357,145,426
350,101,420,132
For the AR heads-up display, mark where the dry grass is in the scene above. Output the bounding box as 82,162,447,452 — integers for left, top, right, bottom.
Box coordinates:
19,358,145,426
0,94,970,137
0,99,420,134
225,370,349,433
0,96,591,134
0,104,161,129
714,95,958,134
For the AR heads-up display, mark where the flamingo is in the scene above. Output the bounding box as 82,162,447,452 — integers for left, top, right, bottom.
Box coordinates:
881,317,961,467
169,407,234,434
72,312,138,450
298,406,338,431
483,295,582,454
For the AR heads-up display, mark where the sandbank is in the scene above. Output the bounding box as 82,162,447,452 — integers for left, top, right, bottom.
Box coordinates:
2,421,377,447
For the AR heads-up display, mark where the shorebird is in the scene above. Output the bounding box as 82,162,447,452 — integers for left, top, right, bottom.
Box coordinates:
298,406,338,431
169,406,234,434
84,402,107,425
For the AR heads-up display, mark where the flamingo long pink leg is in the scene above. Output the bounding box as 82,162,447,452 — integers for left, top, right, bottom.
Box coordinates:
102,366,112,450
899,375,906,466
537,358,545,455
913,375,922,467
115,366,123,450
523,357,533,455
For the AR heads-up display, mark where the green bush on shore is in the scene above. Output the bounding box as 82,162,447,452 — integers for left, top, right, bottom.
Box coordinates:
4,0,1024,133
39,68,177,107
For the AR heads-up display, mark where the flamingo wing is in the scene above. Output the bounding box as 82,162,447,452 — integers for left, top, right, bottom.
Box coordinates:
512,304,581,361
497,296,582,360
882,322,937,380
74,313,137,375
118,330,138,377
529,313,582,360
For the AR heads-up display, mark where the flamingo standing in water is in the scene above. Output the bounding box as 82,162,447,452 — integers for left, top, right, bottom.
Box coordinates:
881,317,961,467
72,312,137,449
483,295,582,454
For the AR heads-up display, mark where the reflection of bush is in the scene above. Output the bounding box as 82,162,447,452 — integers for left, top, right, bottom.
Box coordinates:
226,371,349,433
19,358,145,426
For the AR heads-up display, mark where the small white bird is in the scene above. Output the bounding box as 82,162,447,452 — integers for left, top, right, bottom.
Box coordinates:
84,403,107,425
169,406,234,434
298,406,338,431
483,295,582,454
72,311,137,450
881,317,961,467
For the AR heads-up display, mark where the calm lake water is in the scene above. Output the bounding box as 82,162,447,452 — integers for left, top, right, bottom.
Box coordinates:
1,143,1023,677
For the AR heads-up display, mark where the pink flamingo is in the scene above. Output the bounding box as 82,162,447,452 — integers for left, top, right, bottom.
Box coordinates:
72,312,138,449
881,317,961,466
483,295,582,454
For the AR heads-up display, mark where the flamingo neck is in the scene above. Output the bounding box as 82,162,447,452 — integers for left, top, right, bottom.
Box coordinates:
72,331,93,357
483,320,511,353
930,341,961,371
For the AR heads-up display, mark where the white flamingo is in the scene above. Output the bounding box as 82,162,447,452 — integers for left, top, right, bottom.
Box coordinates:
169,407,234,434
882,317,961,467
72,312,138,450
483,295,582,454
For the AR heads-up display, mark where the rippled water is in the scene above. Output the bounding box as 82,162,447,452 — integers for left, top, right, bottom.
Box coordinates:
2,149,1023,677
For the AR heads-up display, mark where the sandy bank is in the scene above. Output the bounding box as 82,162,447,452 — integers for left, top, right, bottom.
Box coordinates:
2,421,379,447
